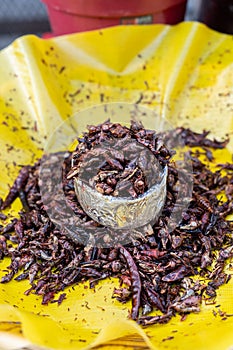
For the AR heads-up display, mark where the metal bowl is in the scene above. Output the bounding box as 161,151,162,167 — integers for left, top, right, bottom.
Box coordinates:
74,165,167,230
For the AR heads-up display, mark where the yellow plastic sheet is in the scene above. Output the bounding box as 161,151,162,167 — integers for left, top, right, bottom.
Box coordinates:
0,22,233,349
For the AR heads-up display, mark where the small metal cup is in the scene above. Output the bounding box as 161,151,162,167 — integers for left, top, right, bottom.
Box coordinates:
74,165,167,230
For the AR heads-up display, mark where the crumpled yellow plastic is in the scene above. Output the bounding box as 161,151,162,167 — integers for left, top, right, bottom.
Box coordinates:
0,22,233,350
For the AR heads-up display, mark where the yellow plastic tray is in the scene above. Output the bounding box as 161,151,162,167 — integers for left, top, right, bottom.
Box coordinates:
0,22,233,350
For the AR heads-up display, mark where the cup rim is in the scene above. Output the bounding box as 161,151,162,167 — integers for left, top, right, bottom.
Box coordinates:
74,164,167,205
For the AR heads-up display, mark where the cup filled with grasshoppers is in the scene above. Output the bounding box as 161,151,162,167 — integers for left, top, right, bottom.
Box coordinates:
0,103,233,326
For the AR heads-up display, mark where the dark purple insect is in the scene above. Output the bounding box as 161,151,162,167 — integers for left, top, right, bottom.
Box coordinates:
0,120,232,326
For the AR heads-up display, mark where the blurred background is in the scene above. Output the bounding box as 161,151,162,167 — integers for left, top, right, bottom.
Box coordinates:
0,0,50,49
0,0,232,50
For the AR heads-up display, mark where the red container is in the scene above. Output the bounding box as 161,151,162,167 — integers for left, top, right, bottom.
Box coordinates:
43,0,187,36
